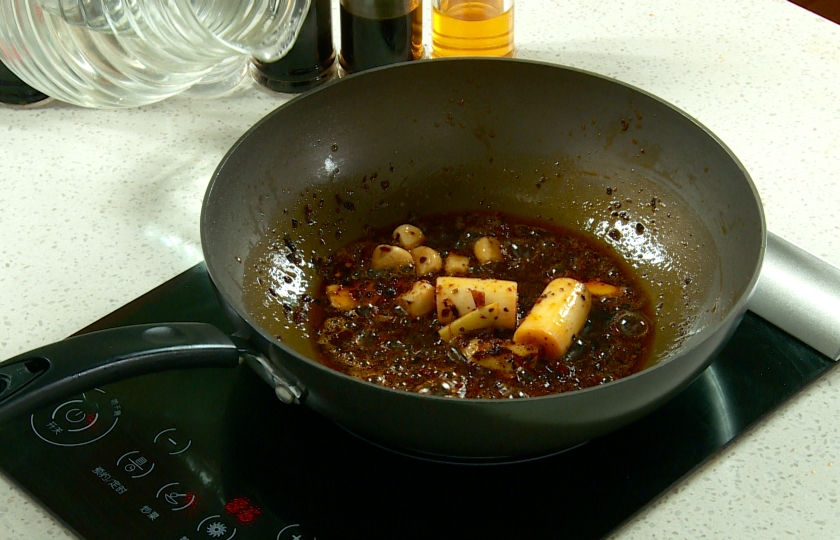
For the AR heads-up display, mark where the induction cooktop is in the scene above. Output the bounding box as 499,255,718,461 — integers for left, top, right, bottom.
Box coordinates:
0,263,833,540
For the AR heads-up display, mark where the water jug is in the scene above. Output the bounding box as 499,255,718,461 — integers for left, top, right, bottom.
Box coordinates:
0,0,309,108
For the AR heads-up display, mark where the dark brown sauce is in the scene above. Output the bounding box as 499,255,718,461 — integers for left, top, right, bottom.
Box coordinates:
311,211,654,399
339,0,423,73
251,0,336,92
0,60,49,106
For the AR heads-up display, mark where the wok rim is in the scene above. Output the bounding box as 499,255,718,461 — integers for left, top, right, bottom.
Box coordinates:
201,57,767,406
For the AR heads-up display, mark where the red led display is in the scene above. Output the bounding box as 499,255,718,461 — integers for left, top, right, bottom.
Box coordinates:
224,497,262,525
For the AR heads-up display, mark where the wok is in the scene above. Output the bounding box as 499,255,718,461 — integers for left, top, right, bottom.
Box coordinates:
0,58,764,459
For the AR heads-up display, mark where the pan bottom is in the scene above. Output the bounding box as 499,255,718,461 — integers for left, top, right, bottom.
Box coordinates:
334,422,589,465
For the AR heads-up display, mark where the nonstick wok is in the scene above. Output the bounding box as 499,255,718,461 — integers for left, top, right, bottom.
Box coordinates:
0,58,764,459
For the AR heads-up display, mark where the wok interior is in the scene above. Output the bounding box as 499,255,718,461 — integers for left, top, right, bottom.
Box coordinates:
204,59,763,377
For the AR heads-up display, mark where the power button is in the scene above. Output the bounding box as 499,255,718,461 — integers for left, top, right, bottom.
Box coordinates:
153,427,192,455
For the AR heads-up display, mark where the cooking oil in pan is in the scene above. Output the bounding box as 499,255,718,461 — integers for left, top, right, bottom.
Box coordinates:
432,0,515,58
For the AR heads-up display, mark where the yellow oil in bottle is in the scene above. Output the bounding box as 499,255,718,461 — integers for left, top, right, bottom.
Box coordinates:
431,0,515,58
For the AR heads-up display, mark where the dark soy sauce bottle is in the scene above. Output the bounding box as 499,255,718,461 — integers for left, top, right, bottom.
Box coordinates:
251,0,337,94
0,60,50,107
339,0,423,74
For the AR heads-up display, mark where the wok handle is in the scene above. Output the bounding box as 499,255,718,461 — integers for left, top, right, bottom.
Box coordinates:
0,322,241,422
748,231,840,360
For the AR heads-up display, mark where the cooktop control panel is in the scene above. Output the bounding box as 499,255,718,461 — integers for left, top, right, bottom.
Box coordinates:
6,368,318,540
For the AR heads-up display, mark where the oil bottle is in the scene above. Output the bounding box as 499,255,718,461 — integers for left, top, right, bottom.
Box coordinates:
432,0,515,58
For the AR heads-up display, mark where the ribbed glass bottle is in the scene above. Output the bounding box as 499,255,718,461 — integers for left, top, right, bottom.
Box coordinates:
0,0,309,108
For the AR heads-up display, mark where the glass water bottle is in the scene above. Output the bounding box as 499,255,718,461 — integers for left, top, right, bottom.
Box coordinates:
0,0,310,108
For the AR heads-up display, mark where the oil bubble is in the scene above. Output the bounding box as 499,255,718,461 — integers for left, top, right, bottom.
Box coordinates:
614,311,650,337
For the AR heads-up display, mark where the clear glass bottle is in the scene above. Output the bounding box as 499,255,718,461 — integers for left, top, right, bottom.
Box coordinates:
0,0,310,108
251,0,337,94
338,0,423,74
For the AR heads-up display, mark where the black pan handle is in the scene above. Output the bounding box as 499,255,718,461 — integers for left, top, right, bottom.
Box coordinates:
0,322,242,422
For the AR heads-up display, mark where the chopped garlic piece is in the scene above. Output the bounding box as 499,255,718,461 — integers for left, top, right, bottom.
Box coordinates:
326,284,358,311
396,280,436,317
438,303,501,343
392,224,426,249
435,276,517,329
444,253,470,275
513,278,591,360
474,236,503,264
411,246,442,277
371,244,414,270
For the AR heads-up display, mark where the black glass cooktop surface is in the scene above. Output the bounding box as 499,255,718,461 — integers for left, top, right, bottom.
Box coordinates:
0,263,834,540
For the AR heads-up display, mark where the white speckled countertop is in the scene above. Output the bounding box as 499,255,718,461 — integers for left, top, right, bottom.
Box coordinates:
1,0,839,538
